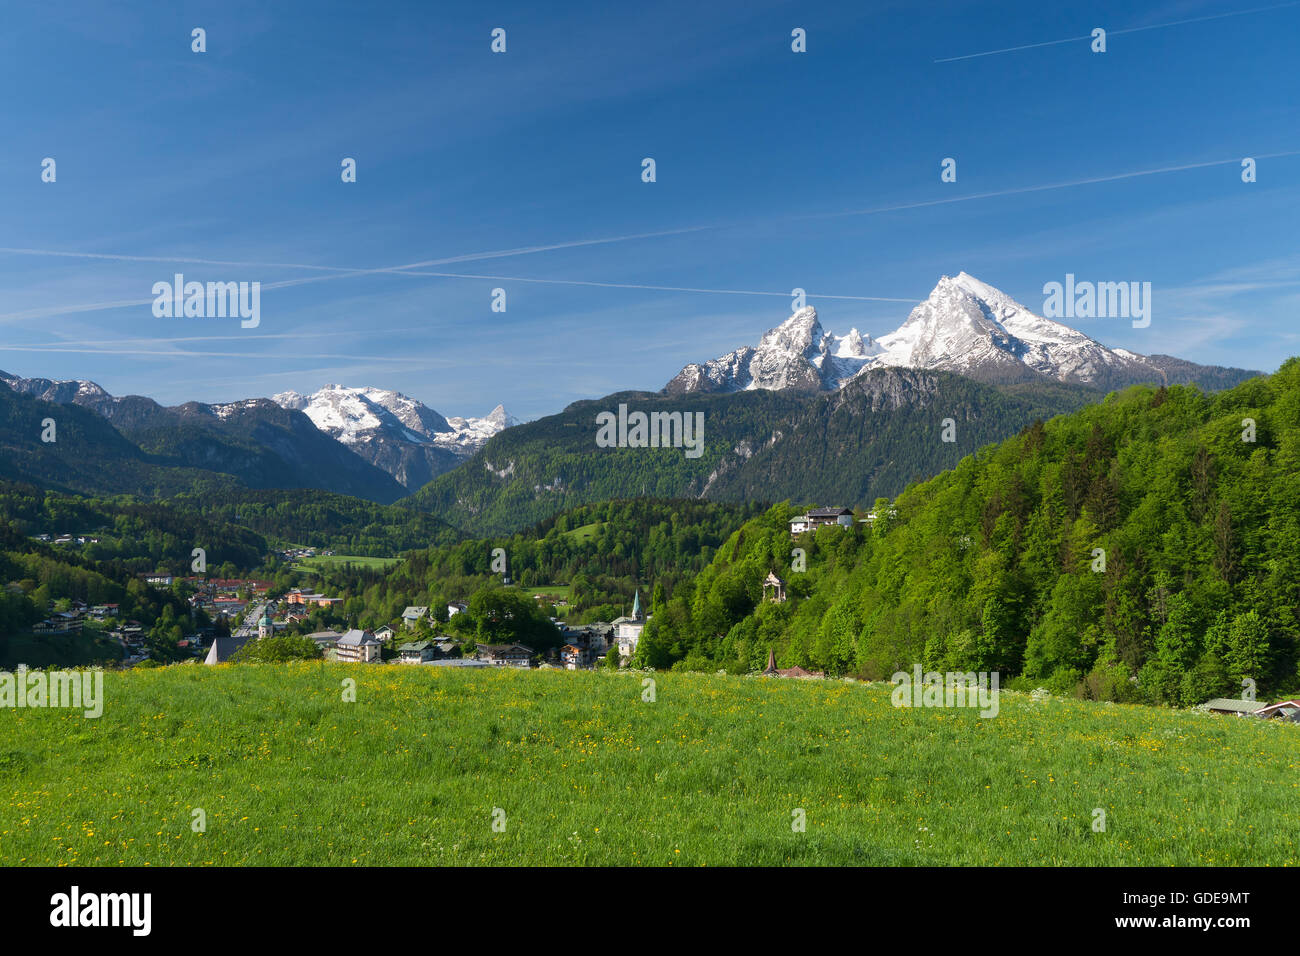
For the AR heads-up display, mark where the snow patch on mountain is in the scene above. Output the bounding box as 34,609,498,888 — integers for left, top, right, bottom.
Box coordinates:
210,399,272,421
438,405,521,454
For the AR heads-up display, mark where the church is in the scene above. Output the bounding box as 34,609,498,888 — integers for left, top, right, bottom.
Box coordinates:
613,590,646,662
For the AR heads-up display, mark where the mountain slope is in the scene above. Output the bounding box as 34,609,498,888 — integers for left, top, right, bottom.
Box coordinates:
1,372,406,502
665,272,1258,394
697,369,1099,505
403,388,813,534
0,379,243,498
403,373,1099,535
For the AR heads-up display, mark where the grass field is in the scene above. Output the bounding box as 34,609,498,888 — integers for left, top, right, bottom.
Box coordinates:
292,554,403,573
564,522,601,543
2,664,1298,866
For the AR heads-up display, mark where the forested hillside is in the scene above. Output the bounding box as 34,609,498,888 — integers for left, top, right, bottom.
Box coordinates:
0,379,237,498
0,517,206,667
168,483,461,556
404,371,1097,535
1,480,267,574
698,371,1097,504
635,362,1296,705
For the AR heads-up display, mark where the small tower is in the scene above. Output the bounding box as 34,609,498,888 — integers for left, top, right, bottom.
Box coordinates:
257,609,272,640
631,589,642,621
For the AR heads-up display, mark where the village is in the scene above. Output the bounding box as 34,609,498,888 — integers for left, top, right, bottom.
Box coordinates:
197,586,652,670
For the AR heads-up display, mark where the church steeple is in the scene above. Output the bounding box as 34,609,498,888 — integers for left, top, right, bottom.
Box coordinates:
631,589,642,620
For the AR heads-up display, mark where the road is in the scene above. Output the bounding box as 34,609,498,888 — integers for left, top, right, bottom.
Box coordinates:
233,601,269,639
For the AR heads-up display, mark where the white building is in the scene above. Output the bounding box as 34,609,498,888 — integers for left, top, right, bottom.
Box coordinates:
335,629,382,663
476,643,534,667
789,507,854,535
402,606,429,630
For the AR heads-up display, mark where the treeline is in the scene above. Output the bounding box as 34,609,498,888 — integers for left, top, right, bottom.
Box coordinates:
636,363,1300,705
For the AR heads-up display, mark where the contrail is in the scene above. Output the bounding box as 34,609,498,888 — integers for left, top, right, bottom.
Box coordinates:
935,1,1300,62
0,226,709,278
0,271,913,324
0,343,440,361
357,271,917,302
0,226,722,314
0,275,321,324
801,150,1300,221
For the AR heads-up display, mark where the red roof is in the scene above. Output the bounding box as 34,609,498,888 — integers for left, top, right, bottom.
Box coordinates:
1255,699,1300,716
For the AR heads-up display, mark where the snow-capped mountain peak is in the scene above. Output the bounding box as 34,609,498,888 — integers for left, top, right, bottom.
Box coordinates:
272,384,453,444
0,371,115,408
832,327,873,358
438,404,521,454
270,385,514,446
481,404,520,429
665,272,1247,394
873,273,1157,384
663,305,879,394
269,384,516,486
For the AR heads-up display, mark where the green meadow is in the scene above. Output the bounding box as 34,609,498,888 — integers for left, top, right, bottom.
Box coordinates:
1,664,1297,866
292,554,403,573
563,521,602,543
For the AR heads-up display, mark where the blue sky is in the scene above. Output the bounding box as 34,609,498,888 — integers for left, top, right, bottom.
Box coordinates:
1,0,1297,420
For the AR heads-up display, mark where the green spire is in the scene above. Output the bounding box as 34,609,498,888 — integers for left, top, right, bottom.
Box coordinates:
631,590,641,619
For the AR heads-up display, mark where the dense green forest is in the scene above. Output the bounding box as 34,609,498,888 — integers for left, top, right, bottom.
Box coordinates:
0,379,240,499
403,389,810,533
0,477,461,567
403,372,1098,535
0,480,267,574
168,483,460,556
633,364,1297,705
